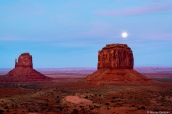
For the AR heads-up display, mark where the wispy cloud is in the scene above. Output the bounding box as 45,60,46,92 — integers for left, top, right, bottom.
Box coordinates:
81,21,120,39
96,6,172,16
143,33,172,40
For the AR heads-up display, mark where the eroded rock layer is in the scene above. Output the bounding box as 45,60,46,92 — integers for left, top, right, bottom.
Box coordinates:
15,53,33,68
86,44,151,84
4,52,51,82
98,44,133,69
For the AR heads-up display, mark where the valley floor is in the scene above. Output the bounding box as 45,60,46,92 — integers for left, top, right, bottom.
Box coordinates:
0,77,172,114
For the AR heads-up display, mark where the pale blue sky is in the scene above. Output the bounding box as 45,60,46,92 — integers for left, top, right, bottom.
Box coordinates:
0,0,172,68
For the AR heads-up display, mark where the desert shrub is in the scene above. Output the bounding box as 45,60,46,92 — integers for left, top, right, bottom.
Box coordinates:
161,97,165,100
57,106,63,111
85,96,88,99
80,108,86,113
41,107,45,111
35,109,38,112
56,100,60,103
140,106,146,110
28,108,32,112
111,100,114,103
95,105,100,108
116,99,121,102
90,107,94,110
112,96,116,99
0,110,4,114
4,106,8,109
153,109,159,112
48,108,52,111
64,105,69,109
11,104,15,108
161,104,164,106
131,104,135,107
71,109,78,114
105,103,109,106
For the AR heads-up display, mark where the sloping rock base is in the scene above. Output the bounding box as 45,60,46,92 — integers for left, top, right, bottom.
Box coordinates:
86,69,151,84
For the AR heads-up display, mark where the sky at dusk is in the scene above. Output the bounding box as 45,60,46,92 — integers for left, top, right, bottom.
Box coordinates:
0,0,172,68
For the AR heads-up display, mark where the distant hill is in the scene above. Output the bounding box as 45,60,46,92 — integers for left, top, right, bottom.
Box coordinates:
0,67,172,75
134,67,172,73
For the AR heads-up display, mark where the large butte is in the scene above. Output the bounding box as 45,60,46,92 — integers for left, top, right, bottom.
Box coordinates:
5,52,51,82
85,44,151,84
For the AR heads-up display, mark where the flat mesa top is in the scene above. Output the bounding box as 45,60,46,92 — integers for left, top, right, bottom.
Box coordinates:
102,43,131,50
21,52,30,55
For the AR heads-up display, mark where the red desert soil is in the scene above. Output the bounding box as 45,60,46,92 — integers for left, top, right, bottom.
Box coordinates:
64,96,92,104
0,88,28,97
0,76,172,114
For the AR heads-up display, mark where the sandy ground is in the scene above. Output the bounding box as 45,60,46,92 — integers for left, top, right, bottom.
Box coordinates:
0,72,172,114
65,96,92,104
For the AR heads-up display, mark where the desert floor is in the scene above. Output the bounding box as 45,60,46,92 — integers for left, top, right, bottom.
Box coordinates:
0,72,172,114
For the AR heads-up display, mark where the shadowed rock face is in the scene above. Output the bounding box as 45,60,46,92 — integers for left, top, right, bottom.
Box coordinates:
98,44,133,69
15,53,33,68
4,52,51,82
86,43,151,84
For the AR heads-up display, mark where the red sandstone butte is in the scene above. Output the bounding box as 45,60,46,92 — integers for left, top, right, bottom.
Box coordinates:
15,52,33,68
5,52,51,82
85,44,151,84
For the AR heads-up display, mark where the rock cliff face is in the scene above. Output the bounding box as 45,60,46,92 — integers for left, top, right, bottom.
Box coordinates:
98,44,133,69
4,52,51,82
85,43,151,84
15,53,33,68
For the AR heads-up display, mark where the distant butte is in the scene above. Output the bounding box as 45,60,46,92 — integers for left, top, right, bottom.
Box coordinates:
85,43,151,84
3,53,51,82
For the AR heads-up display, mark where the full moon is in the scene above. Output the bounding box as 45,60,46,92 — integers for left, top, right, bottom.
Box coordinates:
121,32,128,38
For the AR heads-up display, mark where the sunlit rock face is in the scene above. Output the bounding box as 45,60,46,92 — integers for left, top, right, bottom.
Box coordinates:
86,43,151,84
98,44,133,69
